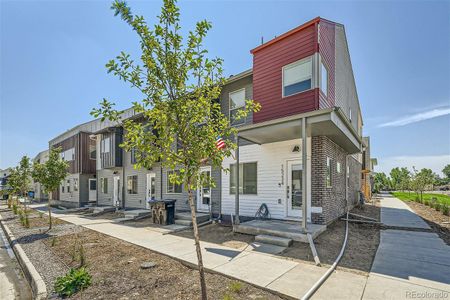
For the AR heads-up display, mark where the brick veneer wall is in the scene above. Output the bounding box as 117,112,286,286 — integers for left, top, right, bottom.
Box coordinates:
311,136,361,224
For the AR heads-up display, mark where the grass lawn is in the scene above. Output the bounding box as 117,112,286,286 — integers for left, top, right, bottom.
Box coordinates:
392,191,450,206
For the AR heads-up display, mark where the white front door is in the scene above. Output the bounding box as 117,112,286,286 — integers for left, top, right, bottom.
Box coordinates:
88,179,97,202
197,166,211,212
146,173,156,209
113,176,120,207
287,160,303,218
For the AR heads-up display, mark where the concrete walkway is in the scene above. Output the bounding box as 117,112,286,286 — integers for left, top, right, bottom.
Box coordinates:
29,203,367,300
363,195,450,299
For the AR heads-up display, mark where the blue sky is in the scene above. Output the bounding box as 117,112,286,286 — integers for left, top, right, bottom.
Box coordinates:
1,0,449,175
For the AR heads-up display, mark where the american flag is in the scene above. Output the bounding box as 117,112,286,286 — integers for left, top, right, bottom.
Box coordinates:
216,136,226,150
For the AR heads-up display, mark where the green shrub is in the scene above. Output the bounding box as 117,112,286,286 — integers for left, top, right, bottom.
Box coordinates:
442,204,449,216
223,294,233,300
51,237,57,247
229,281,242,293
435,203,441,211
13,204,18,214
424,200,429,206
24,213,30,228
54,267,91,297
414,196,420,202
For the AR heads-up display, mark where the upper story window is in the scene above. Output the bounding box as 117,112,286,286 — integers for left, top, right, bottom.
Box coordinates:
229,88,246,125
100,178,108,194
349,108,352,123
130,148,137,164
282,57,312,97
326,157,332,188
321,60,328,97
60,148,75,161
89,145,96,160
101,137,110,154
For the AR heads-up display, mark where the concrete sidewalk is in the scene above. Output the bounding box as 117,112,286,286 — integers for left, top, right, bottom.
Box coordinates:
363,195,450,299
29,203,367,300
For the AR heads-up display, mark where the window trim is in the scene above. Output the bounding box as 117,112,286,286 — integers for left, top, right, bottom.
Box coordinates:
166,170,182,194
337,162,342,174
73,178,78,191
229,88,246,125
320,59,328,97
89,144,96,160
229,162,258,195
282,56,313,98
101,137,110,154
101,177,108,194
326,157,332,188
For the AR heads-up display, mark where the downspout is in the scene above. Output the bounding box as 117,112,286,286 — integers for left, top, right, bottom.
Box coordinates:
234,135,240,225
301,117,308,231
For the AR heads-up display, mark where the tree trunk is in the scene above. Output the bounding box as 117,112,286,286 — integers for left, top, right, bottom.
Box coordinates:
187,181,207,300
48,192,53,230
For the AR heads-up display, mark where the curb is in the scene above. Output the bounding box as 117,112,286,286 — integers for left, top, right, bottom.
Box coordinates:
0,213,48,300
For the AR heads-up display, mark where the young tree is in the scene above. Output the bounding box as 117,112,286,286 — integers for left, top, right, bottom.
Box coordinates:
442,164,450,184
411,167,434,201
8,156,32,212
92,1,259,298
32,147,68,230
398,167,411,192
373,172,390,192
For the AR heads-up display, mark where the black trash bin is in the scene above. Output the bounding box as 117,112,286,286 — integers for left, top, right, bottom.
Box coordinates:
163,199,176,225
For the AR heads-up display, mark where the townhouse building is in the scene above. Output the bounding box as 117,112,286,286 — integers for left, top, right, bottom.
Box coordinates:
48,17,369,231
32,149,49,201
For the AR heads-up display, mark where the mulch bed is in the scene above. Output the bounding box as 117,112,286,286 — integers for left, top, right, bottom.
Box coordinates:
404,201,450,245
44,229,283,300
1,207,283,299
173,203,381,276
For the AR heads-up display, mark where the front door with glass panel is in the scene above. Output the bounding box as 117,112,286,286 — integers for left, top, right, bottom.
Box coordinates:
197,166,211,212
88,179,97,202
287,160,302,218
146,173,156,209
113,176,120,207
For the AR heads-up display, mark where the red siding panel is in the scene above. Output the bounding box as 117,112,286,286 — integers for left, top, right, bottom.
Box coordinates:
252,23,319,123
318,20,335,108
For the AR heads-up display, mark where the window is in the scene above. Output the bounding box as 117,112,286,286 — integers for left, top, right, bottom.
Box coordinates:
66,179,71,193
326,157,332,188
167,171,182,193
89,180,97,191
230,162,257,195
130,148,137,164
89,145,96,160
60,148,75,161
229,89,246,125
100,178,108,194
321,60,328,97
349,108,352,123
73,178,78,191
101,137,110,153
337,162,342,174
127,175,138,194
61,184,65,193
283,57,312,97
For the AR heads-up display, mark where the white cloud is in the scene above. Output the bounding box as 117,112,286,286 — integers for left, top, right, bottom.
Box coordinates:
378,107,450,128
376,155,450,176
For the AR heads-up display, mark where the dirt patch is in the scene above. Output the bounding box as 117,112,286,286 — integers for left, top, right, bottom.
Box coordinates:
28,215,66,228
43,229,283,299
173,203,380,276
405,201,450,245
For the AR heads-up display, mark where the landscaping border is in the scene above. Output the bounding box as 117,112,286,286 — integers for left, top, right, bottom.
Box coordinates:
0,213,48,300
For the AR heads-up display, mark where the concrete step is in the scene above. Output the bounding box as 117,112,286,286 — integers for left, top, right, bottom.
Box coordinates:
124,209,151,218
113,217,135,223
175,219,192,226
255,234,293,247
92,206,116,214
175,212,210,223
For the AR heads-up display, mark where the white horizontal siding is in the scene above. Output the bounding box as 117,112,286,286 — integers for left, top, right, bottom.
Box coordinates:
221,138,312,220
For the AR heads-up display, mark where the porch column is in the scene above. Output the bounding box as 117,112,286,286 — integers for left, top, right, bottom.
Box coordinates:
235,135,240,225
302,117,308,231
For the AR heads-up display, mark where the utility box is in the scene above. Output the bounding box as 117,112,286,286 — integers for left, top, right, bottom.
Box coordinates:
149,199,176,225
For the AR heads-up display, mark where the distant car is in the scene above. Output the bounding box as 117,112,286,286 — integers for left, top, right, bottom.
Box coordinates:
440,186,450,191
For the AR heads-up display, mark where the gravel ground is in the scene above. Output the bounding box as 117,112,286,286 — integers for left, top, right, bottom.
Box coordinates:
0,209,84,298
